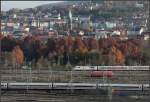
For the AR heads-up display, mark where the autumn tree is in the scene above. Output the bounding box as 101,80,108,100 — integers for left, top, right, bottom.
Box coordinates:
111,46,125,65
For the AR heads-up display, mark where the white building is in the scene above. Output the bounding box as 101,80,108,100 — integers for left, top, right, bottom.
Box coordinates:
106,22,116,28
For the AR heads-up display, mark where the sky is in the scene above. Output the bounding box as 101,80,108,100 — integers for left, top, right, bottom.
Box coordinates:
1,1,63,11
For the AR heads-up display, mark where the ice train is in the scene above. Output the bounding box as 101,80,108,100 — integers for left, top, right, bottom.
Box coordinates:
1,82,149,91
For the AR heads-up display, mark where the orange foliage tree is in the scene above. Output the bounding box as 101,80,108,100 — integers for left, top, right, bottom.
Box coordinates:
111,46,125,65
74,36,88,54
12,45,24,65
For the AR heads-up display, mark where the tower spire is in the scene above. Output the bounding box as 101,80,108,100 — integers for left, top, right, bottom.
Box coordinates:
69,9,72,30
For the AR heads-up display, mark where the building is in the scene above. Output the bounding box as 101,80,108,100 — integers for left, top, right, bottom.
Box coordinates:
31,18,67,29
141,32,150,40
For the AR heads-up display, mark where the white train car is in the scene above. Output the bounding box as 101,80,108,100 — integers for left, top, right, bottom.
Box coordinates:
73,66,97,71
1,82,8,89
7,83,53,89
73,66,149,71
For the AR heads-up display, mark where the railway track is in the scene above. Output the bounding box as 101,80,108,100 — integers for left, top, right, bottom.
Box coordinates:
1,90,149,102
1,69,149,84
1,66,149,102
